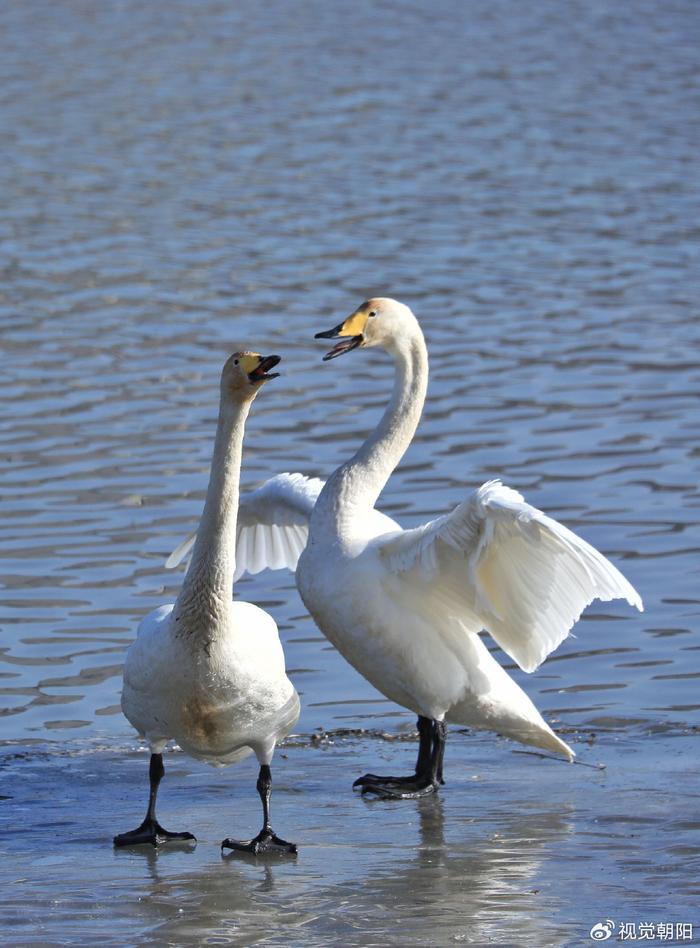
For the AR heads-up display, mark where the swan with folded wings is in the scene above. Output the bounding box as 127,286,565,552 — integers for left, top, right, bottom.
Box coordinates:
116,352,299,851
168,299,643,799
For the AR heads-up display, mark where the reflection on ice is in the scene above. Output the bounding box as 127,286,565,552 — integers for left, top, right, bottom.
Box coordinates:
134,789,574,947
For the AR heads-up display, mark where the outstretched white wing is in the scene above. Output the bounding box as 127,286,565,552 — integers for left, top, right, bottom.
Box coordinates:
233,472,324,580
377,479,643,673
166,473,325,580
165,533,197,570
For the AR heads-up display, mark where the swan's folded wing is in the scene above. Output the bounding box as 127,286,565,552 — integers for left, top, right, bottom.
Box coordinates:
377,479,643,673
165,473,325,579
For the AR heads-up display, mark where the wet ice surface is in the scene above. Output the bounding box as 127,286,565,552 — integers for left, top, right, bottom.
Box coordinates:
2,735,699,947
1,0,699,944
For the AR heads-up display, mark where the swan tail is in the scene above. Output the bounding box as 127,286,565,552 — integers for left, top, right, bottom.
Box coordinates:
492,709,576,760
500,721,575,761
527,726,575,761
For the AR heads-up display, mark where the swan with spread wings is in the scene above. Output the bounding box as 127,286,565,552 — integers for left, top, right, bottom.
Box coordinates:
169,299,642,799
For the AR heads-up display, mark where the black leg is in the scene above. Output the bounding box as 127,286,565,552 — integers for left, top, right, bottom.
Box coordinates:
416,715,436,778
221,764,297,856
353,716,446,799
353,716,433,788
113,753,196,847
433,720,447,786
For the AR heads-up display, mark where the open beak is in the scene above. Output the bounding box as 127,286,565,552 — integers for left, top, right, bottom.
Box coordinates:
314,325,363,361
315,310,368,361
248,354,281,383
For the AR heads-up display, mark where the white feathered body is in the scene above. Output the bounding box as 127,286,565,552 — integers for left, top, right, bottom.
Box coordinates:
297,487,582,758
294,306,642,761
122,599,299,767
166,302,643,765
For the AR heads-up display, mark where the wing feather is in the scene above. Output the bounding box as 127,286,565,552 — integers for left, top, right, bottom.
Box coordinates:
166,473,325,579
378,479,643,673
164,533,196,570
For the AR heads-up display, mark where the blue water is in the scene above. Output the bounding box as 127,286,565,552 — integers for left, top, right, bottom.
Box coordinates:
1,1,699,944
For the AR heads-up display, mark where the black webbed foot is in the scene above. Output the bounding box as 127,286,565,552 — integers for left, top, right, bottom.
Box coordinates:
221,828,297,856
353,772,422,789
113,753,195,848
352,716,447,800
220,763,298,856
357,776,440,800
113,818,196,848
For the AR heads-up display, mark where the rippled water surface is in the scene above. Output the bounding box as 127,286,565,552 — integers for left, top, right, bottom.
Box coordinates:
1,1,699,944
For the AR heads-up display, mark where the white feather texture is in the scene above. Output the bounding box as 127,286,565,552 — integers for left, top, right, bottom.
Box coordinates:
123,357,299,772
166,304,643,763
378,479,643,674
167,471,396,579
122,600,299,767
295,298,643,761
234,474,325,580
166,473,323,576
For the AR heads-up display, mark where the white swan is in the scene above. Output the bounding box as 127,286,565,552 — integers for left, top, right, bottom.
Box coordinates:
116,352,299,851
168,300,643,799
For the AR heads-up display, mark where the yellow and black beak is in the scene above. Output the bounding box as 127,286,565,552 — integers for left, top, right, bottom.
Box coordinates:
243,353,281,383
315,309,369,361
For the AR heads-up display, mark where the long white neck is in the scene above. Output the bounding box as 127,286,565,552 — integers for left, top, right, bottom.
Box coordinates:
174,395,250,627
316,328,428,534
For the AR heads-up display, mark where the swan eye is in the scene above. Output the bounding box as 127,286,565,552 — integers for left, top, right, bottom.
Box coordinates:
369,311,377,318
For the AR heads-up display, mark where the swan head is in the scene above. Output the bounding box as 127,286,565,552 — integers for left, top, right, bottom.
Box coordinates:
222,351,281,400
315,298,417,360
